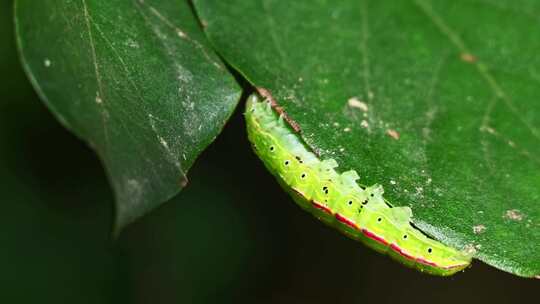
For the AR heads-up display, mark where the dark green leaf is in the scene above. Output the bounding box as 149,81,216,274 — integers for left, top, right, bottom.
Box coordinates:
15,0,241,232
193,0,540,277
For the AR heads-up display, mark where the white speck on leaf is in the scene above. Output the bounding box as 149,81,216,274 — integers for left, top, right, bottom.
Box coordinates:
177,30,187,38
148,114,183,171
158,136,170,150
386,129,400,140
463,244,478,255
480,125,496,135
348,97,368,112
360,120,369,128
125,38,140,49
44,59,51,67
95,92,103,104
473,225,486,234
343,127,351,132
176,64,193,83
504,209,524,221
460,52,477,63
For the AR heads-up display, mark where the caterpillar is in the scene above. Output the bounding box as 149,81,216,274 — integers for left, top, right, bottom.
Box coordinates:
245,94,472,276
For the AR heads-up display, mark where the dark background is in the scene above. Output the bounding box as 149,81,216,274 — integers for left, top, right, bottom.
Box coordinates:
1,1,536,303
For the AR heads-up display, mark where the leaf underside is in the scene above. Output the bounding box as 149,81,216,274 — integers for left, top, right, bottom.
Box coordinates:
193,0,540,277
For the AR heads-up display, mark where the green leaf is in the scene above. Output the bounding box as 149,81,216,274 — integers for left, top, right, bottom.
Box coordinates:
193,0,540,277
15,0,241,232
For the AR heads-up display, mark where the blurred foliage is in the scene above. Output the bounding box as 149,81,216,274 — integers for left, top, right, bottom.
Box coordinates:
0,1,538,304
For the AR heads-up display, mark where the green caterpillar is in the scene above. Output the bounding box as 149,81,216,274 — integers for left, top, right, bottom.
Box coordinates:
245,94,471,276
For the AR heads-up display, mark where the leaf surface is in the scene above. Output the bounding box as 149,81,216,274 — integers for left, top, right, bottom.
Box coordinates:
194,0,540,277
15,0,241,231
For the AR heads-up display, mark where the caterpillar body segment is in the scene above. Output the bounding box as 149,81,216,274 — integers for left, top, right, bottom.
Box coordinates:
245,95,471,276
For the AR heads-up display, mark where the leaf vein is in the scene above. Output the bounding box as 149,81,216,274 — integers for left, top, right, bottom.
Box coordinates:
413,0,540,142
134,0,223,70
82,0,111,155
